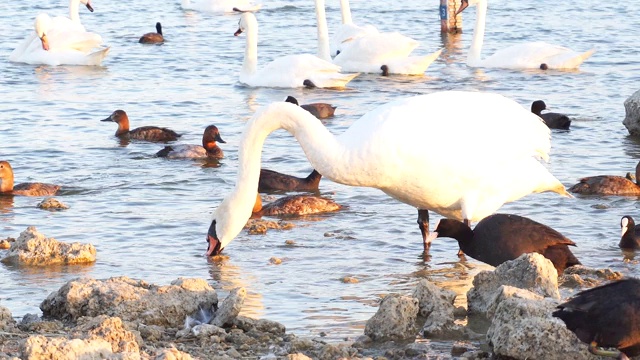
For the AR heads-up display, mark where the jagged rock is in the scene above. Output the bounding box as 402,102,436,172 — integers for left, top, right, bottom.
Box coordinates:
154,347,194,360
192,324,226,338
487,297,600,360
485,285,543,318
73,316,140,355
364,294,420,341
212,287,246,327
20,335,119,360
37,197,69,210
624,89,640,135
317,343,358,360
138,324,165,342
0,237,14,250
0,306,16,331
40,277,218,328
233,316,286,336
559,265,623,288
467,253,559,315
287,353,313,360
412,279,460,338
1,226,95,266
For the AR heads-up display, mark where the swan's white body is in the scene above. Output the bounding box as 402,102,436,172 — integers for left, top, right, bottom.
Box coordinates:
10,14,108,66
207,91,570,254
181,0,260,13
236,12,358,88
463,0,594,69
328,0,442,75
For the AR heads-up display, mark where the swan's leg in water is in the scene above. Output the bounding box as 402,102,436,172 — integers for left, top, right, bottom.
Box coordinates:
417,209,430,253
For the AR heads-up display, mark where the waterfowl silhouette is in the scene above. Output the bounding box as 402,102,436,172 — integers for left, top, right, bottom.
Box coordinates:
531,100,571,130
139,22,164,44
429,213,580,274
205,91,570,256
101,110,181,142
252,194,341,217
258,169,322,192
0,161,60,196
620,215,640,250
285,96,336,119
553,278,640,359
156,125,225,159
569,161,640,196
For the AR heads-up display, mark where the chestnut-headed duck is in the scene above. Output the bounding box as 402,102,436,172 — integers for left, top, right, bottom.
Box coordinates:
156,125,225,159
620,215,640,250
258,169,321,192
139,22,164,44
429,213,580,274
101,110,181,142
0,161,60,196
285,96,336,119
531,100,571,130
569,161,640,196
252,194,342,217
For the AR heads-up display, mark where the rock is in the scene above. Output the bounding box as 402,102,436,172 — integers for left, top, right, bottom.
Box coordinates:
0,237,14,250
364,294,420,342
245,219,294,235
138,324,165,342
154,347,193,360
0,306,16,331
269,257,282,265
624,89,640,135
20,335,118,360
485,285,543,318
559,265,623,288
37,197,69,210
40,277,218,328
1,226,95,266
211,287,246,327
191,324,226,338
467,253,559,315
287,353,313,360
73,316,140,355
341,276,359,283
487,297,599,360
317,343,357,360
412,279,460,338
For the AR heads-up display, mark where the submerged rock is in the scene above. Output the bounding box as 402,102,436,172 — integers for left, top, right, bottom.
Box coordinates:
1,226,95,266
37,197,69,210
559,265,623,288
467,253,559,315
0,237,14,250
364,294,420,342
623,89,640,135
41,277,218,328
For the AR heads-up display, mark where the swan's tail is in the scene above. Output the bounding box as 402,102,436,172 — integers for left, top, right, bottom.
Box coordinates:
309,72,360,89
86,47,110,66
384,49,443,75
551,49,595,69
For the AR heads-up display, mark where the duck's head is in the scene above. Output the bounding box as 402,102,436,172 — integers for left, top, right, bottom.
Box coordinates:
34,14,53,51
621,216,636,236
206,194,253,256
531,100,547,116
80,0,94,12
202,125,226,149
101,110,128,124
234,12,256,36
155,22,163,35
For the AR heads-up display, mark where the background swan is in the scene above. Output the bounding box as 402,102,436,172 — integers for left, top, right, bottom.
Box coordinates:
234,12,358,88
10,14,108,66
458,0,594,69
181,0,260,13
329,0,378,56
205,91,570,256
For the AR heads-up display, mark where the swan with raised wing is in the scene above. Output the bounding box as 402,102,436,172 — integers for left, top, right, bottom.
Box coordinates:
234,11,358,88
457,0,594,69
205,91,571,256
182,0,260,13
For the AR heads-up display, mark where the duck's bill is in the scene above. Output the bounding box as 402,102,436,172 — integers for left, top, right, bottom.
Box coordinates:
100,116,113,122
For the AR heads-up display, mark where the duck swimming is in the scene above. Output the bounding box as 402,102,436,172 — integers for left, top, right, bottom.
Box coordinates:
531,100,571,130
569,161,640,195
205,91,570,256
285,96,336,119
258,169,322,192
252,194,341,217
139,22,164,44
553,278,640,359
620,215,640,250
156,125,225,159
101,110,181,142
428,213,580,274
0,161,60,196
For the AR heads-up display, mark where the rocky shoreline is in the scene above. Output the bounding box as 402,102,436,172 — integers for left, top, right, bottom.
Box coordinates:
0,227,625,359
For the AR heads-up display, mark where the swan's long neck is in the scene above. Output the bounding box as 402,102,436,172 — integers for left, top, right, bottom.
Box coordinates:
467,0,487,66
69,0,81,23
339,0,353,24
242,18,258,77
315,0,331,61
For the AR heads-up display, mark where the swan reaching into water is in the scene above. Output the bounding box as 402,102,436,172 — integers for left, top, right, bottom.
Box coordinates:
234,12,358,88
10,14,108,66
181,0,260,13
205,91,570,256
457,0,594,69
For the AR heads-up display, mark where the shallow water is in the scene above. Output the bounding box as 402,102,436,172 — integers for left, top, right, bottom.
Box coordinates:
1,0,639,353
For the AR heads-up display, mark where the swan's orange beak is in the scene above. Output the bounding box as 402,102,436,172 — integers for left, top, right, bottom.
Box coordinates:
455,0,469,15
206,220,222,256
234,28,243,36
40,34,50,51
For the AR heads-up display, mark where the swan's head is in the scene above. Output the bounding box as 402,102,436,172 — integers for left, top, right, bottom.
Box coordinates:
234,12,256,37
80,0,94,12
206,194,253,256
34,14,53,51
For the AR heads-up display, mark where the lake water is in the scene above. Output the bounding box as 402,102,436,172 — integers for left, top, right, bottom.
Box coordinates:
1,0,639,354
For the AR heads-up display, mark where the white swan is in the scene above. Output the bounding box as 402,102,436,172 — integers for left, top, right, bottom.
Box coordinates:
458,0,594,69
50,0,95,32
234,12,358,88
205,91,571,256
10,14,109,66
328,0,442,75
181,0,260,13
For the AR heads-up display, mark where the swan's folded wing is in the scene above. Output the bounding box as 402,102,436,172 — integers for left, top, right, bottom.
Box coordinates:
334,32,419,64
48,28,103,53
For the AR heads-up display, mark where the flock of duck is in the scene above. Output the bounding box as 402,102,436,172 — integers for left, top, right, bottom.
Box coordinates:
4,0,640,357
